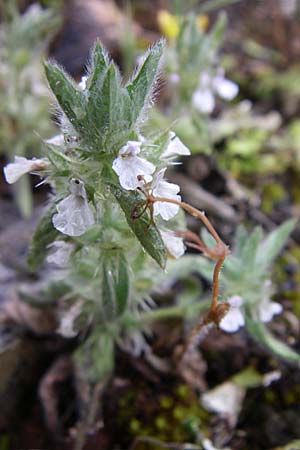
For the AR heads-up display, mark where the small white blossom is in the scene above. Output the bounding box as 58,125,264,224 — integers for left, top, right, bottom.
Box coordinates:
52,179,95,237
263,370,281,387
152,169,181,220
213,69,239,101
201,381,245,427
57,302,82,338
3,156,47,184
47,241,74,267
46,134,65,146
161,131,191,159
112,141,155,190
219,295,245,333
256,295,283,323
160,230,185,259
78,75,88,90
202,439,220,450
192,69,238,114
192,87,215,114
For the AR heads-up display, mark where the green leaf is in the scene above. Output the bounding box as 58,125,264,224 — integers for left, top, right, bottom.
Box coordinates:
27,203,59,270
88,40,109,92
240,227,262,269
234,225,249,258
202,12,226,56
110,184,167,269
44,61,86,133
101,250,130,319
126,39,164,125
87,63,127,147
231,366,263,389
45,143,73,172
75,332,114,382
246,316,300,364
255,219,296,271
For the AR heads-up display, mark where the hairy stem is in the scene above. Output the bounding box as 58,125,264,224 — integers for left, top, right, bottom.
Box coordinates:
151,194,229,316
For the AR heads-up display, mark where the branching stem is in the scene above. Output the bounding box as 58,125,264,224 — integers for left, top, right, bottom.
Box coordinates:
150,194,229,318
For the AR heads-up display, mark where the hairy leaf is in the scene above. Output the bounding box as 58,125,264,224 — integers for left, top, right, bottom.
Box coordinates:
126,39,164,125
44,62,86,133
88,40,110,92
255,219,296,271
101,250,130,319
27,203,59,270
246,316,300,364
110,185,167,269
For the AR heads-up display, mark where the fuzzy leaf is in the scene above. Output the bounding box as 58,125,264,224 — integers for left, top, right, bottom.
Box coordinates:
240,227,262,270
27,203,59,270
202,12,226,56
126,39,164,125
234,225,249,258
246,316,300,364
255,219,296,271
110,185,167,269
45,143,73,173
101,250,130,319
44,62,86,133
88,40,109,92
87,63,132,150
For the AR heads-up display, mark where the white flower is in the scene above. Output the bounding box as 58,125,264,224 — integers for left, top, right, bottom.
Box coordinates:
57,302,82,338
192,88,215,114
192,69,238,114
52,179,95,237
202,439,220,450
152,169,181,220
78,75,87,90
112,141,155,190
201,381,245,427
161,131,191,159
160,230,185,259
219,295,245,333
256,296,283,323
3,156,47,184
47,241,74,267
213,69,239,101
46,134,65,146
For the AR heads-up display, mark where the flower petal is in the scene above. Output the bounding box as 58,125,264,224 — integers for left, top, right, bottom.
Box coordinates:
112,141,155,190
258,299,283,323
78,75,88,90
161,132,191,158
192,88,215,114
219,296,245,333
152,169,181,220
213,76,239,100
153,199,180,220
46,134,65,146
3,156,47,184
160,230,185,259
47,241,73,267
52,179,94,236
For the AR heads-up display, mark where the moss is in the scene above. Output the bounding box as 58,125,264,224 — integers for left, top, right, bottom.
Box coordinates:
114,382,210,446
261,182,286,213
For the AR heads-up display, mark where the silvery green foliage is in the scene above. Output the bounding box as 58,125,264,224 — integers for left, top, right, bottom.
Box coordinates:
180,219,299,363
0,2,59,216
151,13,239,155
166,13,227,103
23,39,190,381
